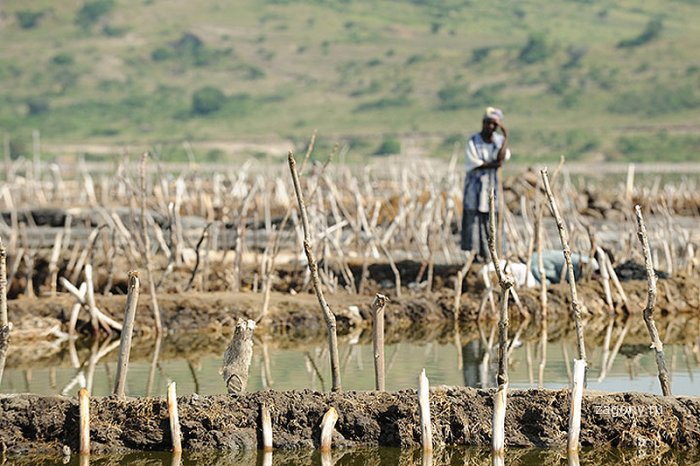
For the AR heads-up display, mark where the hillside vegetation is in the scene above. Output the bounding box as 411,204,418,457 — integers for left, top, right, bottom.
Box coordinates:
1,0,699,162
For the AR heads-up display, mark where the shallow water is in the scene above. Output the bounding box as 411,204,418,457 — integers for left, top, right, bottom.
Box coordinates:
3,321,700,465
9,446,700,466
2,325,698,397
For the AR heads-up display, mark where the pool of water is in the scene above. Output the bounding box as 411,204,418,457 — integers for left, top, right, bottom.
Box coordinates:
2,321,698,398
9,446,700,466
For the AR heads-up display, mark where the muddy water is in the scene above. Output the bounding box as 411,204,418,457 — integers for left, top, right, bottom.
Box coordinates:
2,332,698,397
10,446,700,466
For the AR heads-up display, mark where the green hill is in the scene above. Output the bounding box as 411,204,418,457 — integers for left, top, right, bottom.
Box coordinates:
1,0,699,162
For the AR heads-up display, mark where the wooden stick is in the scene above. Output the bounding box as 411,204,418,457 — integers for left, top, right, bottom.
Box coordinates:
535,202,547,320
141,153,163,335
319,407,338,452
261,402,273,452
453,269,465,370
596,317,615,383
595,247,614,314
113,271,140,397
222,319,256,394
67,282,87,336
489,450,504,466
69,227,100,285
635,205,672,396
487,189,513,455
605,259,630,313
371,294,388,391
48,231,63,297
538,320,548,388
541,167,588,453
19,224,35,298
567,359,586,451
288,151,342,392
0,321,10,387
540,168,586,361
625,163,635,202
146,335,162,396
568,449,580,466
0,239,7,326
61,277,123,332
185,223,213,292
167,381,182,453
418,368,432,452
84,264,100,335
79,387,90,455
492,382,507,455
453,270,463,324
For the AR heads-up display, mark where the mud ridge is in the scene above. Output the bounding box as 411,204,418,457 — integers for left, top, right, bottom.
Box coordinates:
0,388,698,456
6,271,700,342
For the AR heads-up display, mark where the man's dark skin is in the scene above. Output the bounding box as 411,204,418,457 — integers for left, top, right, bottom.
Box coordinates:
477,117,509,169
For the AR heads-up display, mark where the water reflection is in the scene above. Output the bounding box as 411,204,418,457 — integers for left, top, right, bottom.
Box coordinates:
1,315,699,397
7,447,700,466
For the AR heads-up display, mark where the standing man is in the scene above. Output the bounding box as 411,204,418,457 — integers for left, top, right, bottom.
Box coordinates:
460,107,510,262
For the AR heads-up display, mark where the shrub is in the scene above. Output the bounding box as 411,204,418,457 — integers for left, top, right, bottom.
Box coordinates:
75,0,115,29
205,149,225,162
518,33,551,64
406,54,426,65
16,10,44,29
374,137,401,155
172,33,204,55
437,84,470,111
52,53,74,66
350,79,381,97
243,65,265,80
192,86,226,115
151,47,174,61
470,47,491,64
470,83,505,108
156,33,231,67
355,96,411,112
102,24,128,37
26,97,49,115
618,17,663,48
564,46,587,69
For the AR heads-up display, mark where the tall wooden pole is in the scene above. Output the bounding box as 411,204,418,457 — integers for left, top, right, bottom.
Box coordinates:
371,294,387,391
113,272,140,397
288,151,341,392
635,205,672,396
540,167,587,453
488,189,514,456
540,168,586,361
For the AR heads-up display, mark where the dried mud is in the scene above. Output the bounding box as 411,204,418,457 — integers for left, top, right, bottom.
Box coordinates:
1,388,699,456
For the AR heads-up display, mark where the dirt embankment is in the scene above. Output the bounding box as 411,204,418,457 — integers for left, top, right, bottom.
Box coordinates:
6,265,699,343
1,388,699,456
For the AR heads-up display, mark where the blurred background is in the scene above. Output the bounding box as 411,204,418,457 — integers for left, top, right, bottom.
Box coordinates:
0,0,699,164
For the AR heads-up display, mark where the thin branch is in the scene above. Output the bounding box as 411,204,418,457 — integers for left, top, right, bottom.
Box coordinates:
288,151,342,392
634,205,672,396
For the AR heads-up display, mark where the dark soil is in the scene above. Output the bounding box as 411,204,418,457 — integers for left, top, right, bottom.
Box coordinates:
1,388,698,456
